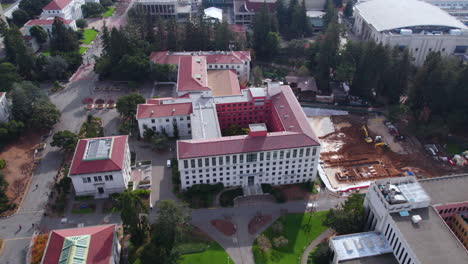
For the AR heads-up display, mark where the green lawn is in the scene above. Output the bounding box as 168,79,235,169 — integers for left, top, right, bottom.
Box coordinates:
2,3,12,9
253,211,328,264
103,7,115,18
79,46,88,54
81,29,98,45
179,242,232,264
41,51,51,56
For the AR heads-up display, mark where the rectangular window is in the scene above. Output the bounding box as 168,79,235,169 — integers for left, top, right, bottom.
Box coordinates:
212,157,216,166
299,149,304,157
226,156,230,164
273,151,278,160
82,178,88,183
151,119,155,123
266,152,271,160
312,148,317,156
205,158,209,166
233,155,237,163
240,154,244,163
306,148,310,156
184,160,188,169
280,151,284,159
219,157,223,165
293,149,297,158
198,159,202,167
260,153,264,161
191,159,195,168
247,153,257,162
286,151,291,159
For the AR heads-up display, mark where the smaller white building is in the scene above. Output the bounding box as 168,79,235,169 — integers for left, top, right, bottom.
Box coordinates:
24,17,77,37
204,7,222,22
41,0,85,20
0,92,10,123
69,135,131,198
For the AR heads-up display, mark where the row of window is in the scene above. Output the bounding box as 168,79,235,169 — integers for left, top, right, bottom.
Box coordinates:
183,148,317,169
82,175,114,183
438,206,467,215
184,177,310,187
150,116,190,123
384,224,413,264
185,163,313,177
186,172,313,180
208,64,241,70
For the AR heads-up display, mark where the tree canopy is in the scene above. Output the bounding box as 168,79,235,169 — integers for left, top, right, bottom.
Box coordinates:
30,25,48,44
116,190,148,246
51,130,78,151
116,93,145,118
0,63,20,92
50,18,79,53
324,193,365,234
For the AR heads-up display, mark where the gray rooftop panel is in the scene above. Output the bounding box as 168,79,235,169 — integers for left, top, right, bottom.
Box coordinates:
419,174,468,205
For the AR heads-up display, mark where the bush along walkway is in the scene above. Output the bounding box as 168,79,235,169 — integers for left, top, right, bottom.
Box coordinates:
300,228,334,264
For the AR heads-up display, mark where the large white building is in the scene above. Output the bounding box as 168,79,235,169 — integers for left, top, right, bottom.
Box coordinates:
353,0,468,65
41,0,85,20
0,92,10,123
136,0,199,21
330,175,468,264
69,136,131,198
23,17,77,37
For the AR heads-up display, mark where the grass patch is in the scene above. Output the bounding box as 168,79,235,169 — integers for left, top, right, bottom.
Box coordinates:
103,7,115,17
1,3,12,9
81,29,98,45
75,195,94,201
253,211,328,264
41,51,51,56
219,188,243,207
179,242,231,264
79,46,88,55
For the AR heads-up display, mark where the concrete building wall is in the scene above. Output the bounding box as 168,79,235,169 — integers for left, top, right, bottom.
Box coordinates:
0,93,10,123
138,114,192,138
450,212,468,249
178,146,320,189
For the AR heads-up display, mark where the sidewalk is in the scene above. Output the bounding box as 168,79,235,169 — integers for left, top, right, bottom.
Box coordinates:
300,228,335,264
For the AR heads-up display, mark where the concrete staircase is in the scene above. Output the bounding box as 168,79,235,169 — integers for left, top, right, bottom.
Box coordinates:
242,184,263,196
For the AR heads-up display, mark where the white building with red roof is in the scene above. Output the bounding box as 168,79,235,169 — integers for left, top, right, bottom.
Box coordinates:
0,92,10,123
41,0,85,20
137,80,320,189
150,50,251,84
69,135,131,198
24,16,77,37
41,224,120,264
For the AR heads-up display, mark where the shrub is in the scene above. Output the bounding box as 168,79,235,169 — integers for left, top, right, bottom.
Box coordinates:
310,241,332,264
76,18,88,29
133,189,151,198
0,159,6,169
31,234,49,264
272,236,288,248
256,234,272,252
271,222,284,235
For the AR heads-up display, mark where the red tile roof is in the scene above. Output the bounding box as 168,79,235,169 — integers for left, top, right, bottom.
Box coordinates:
178,56,210,92
25,16,72,26
150,51,251,65
136,102,193,119
245,0,276,12
69,136,128,175
43,0,73,10
177,86,319,159
230,24,247,34
41,225,116,264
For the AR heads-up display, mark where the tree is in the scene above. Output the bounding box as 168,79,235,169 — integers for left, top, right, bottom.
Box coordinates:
154,16,166,51
30,25,48,45
310,242,332,264
19,0,51,18
272,236,288,248
172,123,179,139
324,193,365,234
81,3,105,18
0,173,11,213
116,93,145,118
343,0,354,18
0,63,20,92
151,200,190,250
151,133,170,151
76,19,88,29
257,234,272,252
251,66,263,86
0,120,25,142
214,21,233,50
3,26,35,78
116,190,148,246
50,18,79,53
30,99,61,130
315,20,340,93
44,56,68,80
51,130,78,151
253,4,279,59
12,9,30,27
11,81,47,122
100,0,113,7
166,19,180,51
112,55,150,81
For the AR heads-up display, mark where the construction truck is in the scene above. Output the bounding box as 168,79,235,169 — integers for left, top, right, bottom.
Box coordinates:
361,125,373,143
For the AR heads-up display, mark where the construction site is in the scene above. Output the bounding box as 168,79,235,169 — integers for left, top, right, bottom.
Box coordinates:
306,109,466,193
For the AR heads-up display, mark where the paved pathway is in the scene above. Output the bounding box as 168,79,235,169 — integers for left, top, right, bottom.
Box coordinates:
300,228,335,264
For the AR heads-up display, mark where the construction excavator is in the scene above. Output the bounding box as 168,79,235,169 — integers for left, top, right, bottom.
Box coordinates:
375,142,389,149
361,125,373,143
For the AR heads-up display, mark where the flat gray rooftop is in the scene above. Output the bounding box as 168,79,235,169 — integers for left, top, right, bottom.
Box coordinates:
419,174,468,205
342,253,398,264
391,207,468,264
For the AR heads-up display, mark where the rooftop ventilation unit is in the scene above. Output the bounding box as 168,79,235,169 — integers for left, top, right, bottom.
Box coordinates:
195,58,201,63
411,215,422,224
284,115,289,118
194,74,202,79
172,108,176,112
343,241,353,252
280,105,284,108
151,110,154,114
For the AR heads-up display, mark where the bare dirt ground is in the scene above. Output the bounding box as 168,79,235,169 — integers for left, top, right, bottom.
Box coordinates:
277,184,310,201
210,219,236,236
248,214,272,234
316,114,464,190
0,131,42,215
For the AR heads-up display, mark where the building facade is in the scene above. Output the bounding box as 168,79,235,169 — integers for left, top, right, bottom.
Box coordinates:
41,0,85,20
136,0,199,21
69,136,131,198
233,0,275,25
353,0,468,65
24,17,77,37
41,225,120,264
0,92,10,123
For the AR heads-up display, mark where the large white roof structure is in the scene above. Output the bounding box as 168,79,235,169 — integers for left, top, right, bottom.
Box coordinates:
355,0,468,31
